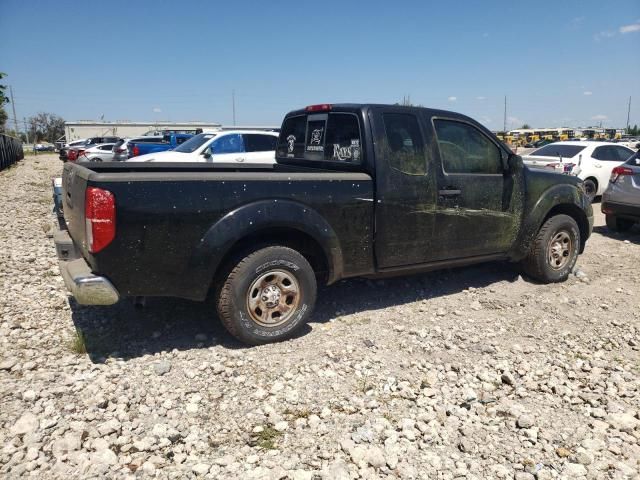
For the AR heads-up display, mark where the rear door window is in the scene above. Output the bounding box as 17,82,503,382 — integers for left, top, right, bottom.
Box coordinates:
613,146,633,162
382,113,426,175
244,134,277,152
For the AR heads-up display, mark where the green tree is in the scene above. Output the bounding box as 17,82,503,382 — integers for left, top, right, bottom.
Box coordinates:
0,72,9,131
27,112,65,142
520,124,531,129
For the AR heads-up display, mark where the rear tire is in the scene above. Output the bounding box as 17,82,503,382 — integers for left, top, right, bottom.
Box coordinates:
583,178,597,203
522,214,580,283
216,246,317,345
606,214,634,232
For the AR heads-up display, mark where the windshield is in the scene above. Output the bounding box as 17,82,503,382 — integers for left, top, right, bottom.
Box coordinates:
531,144,586,158
173,133,216,153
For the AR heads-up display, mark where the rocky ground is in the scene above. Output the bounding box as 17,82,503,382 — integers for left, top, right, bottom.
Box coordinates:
0,154,638,479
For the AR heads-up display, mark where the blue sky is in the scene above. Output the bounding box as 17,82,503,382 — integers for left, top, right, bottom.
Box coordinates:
1,0,639,130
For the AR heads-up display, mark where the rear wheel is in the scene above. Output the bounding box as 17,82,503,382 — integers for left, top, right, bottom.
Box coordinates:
606,214,634,232
583,178,597,202
216,246,317,345
522,214,580,283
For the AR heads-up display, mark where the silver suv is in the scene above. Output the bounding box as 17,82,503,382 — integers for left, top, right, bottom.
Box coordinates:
602,151,640,231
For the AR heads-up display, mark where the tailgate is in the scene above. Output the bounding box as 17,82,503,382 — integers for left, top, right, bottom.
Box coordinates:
62,162,90,253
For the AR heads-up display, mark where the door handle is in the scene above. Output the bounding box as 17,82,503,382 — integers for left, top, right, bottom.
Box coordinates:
438,189,462,196
594,163,602,168
235,157,245,162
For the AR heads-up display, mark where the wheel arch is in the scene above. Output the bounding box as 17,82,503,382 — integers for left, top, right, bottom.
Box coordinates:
542,203,590,253
510,183,592,260
191,200,343,299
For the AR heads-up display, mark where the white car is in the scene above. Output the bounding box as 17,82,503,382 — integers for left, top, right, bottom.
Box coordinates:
77,143,118,162
127,130,278,164
522,141,635,200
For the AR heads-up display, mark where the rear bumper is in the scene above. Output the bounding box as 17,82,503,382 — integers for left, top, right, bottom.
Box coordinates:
601,200,640,221
54,230,119,305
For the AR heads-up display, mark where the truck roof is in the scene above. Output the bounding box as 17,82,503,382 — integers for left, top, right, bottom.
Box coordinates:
284,103,473,119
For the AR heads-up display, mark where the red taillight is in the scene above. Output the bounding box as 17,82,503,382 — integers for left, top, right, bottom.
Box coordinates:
132,145,140,156
85,187,116,253
610,166,633,183
305,104,332,112
68,150,78,161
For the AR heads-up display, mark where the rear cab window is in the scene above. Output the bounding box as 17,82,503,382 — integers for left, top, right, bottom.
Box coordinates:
277,111,362,166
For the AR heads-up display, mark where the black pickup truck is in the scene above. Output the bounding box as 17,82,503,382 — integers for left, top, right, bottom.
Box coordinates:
54,104,593,344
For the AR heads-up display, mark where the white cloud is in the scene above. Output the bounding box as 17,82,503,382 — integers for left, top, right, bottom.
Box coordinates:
448,96,457,102
620,23,640,33
476,96,486,101
591,114,607,121
152,107,162,113
583,91,592,96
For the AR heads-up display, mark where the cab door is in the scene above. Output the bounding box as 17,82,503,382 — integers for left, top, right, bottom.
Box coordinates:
429,117,522,258
371,108,440,268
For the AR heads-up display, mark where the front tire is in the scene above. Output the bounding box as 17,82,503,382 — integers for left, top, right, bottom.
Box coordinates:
583,178,597,203
522,214,580,283
216,246,317,345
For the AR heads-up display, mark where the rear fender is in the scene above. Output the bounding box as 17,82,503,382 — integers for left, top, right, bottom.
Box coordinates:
191,200,343,295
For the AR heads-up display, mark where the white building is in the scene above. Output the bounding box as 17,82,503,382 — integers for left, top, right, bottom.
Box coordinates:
64,120,222,141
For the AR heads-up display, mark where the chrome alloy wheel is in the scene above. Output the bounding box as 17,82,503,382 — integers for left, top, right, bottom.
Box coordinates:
547,230,572,270
246,270,300,327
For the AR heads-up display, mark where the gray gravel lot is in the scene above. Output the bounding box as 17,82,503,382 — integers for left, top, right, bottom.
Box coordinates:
1,155,639,479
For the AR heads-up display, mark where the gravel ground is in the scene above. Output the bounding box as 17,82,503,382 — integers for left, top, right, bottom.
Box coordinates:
1,155,639,480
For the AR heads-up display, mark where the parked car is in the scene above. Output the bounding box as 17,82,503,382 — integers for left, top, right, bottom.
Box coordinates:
34,143,55,152
60,137,120,162
112,137,163,161
127,133,193,158
522,141,635,201
77,143,118,162
59,139,88,161
602,151,640,231
127,130,278,164
52,104,593,345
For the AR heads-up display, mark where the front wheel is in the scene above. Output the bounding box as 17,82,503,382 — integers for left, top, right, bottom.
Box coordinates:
522,214,580,283
216,246,317,345
582,178,597,203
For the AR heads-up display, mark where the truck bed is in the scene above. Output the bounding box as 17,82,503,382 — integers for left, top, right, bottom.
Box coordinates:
62,161,374,300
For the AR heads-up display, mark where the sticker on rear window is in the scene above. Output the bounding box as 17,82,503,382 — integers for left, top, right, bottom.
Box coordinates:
306,120,325,152
332,139,360,162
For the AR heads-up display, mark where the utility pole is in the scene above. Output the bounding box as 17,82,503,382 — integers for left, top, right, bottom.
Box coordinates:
232,90,236,126
503,95,507,132
627,96,632,131
23,118,29,144
9,85,19,136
